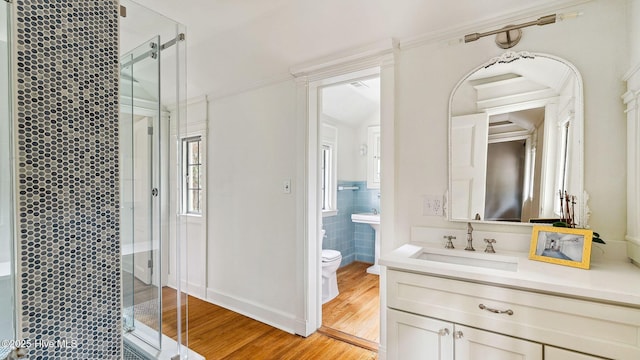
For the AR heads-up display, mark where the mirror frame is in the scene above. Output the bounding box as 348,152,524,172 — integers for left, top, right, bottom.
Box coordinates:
447,51,587,227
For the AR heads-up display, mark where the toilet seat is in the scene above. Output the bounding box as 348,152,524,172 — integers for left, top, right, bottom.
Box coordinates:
322,249,341,262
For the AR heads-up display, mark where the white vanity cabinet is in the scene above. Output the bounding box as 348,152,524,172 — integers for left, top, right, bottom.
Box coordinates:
545,347,605,360
388,309,541,360
387,309,453,360
386,269,640,360
454,324,542,359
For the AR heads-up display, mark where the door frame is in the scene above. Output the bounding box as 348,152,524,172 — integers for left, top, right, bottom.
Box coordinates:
295,41,396,341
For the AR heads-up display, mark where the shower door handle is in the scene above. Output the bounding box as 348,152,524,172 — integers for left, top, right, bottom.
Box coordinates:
151,188,158,197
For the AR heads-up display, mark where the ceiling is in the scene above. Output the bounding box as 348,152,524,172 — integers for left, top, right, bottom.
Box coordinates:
322,77,380,127
127,0,582,100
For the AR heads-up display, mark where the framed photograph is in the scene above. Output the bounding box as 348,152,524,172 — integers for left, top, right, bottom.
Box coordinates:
529,226,593,269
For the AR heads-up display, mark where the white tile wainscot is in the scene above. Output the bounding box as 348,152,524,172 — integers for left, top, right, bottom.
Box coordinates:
381,228,640,360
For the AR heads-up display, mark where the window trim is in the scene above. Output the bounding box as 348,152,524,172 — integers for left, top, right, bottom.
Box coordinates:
182,135,203,215
321,124,338,216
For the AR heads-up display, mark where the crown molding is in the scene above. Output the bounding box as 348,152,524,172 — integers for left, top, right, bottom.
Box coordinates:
289,38,398,81
399,0,593,50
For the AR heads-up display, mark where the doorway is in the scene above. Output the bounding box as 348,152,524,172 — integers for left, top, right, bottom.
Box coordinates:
311,70,382,347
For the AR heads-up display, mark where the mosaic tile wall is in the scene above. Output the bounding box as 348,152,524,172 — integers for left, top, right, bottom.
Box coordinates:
13,1,121,358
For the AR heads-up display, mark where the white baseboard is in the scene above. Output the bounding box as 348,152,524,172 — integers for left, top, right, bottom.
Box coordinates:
162,283,308,335
165,280,207,302
178,280,206,301
205,287,305,335
294,319,310,337
377,345,387,360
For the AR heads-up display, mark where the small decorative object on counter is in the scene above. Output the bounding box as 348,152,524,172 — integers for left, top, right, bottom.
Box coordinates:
529,225,593,269
558,190,577,227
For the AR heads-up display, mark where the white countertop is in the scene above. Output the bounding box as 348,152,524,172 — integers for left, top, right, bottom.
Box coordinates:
380,243,640,308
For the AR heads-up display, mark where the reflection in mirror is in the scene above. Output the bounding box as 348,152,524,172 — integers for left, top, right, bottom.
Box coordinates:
449,52,584,227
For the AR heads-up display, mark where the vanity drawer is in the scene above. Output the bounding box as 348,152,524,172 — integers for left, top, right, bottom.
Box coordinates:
387,270,640,359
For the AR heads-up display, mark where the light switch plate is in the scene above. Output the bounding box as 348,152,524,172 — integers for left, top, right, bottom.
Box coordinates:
283,179,291,194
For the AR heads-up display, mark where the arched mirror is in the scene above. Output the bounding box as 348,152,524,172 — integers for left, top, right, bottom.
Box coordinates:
448,52,585,227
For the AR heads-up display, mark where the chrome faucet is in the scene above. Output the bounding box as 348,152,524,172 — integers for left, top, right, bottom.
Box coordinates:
465,222,475,251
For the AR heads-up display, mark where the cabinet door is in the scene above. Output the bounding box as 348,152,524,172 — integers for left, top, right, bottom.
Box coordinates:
545,346,605,360
454,324,542,360
387,309,453,360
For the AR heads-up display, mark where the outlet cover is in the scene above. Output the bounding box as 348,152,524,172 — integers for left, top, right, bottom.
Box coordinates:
423,194,444,216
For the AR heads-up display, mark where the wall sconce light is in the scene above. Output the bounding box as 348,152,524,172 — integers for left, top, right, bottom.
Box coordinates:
464,14,557,49
463,12,583,49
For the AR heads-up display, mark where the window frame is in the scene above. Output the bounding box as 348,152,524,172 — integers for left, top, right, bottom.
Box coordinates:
182,136,203,215
321,124,338,217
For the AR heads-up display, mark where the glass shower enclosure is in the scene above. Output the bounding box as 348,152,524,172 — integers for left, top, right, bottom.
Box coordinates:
0,0,192,358
120,0,189,357
120,34,164,346
0,2,15,358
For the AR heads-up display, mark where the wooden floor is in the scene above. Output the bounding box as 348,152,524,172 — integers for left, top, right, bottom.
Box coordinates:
161,287,378,360
322,262,380,344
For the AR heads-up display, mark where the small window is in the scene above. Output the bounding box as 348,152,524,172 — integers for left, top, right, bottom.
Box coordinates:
320,123,338,216
321,144,332,210
183,136,202,214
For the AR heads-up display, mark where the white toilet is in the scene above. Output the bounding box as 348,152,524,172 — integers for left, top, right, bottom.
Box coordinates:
321,229,342,304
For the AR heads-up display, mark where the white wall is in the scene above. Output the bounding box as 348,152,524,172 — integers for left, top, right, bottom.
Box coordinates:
322,116,360,181
322,109,380,182
629,0,640,67
394,0,628,245
206,80,303,332
199,0,630,335
339,122,361,181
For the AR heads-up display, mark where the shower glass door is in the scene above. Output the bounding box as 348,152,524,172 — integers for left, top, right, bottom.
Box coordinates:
0,2,15,358
120,36,163,349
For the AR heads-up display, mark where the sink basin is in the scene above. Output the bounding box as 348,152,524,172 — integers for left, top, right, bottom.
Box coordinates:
351,212,380,227
412,249,518,272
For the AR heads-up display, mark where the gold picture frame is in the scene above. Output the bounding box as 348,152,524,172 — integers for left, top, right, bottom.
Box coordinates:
529,226,593,269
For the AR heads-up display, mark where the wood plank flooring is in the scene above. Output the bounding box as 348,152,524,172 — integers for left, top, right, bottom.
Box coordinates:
161,287,378,359
322,261,380,344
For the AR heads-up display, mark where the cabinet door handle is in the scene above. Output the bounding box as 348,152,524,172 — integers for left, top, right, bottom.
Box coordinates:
438,328,450,337
479,303,514,315
454,330,464,339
